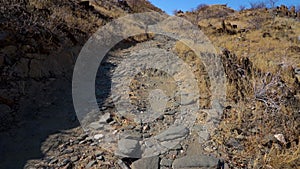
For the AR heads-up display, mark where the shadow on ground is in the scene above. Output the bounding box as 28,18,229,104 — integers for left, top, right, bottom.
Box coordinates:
0,36,141,169
0,78,80,169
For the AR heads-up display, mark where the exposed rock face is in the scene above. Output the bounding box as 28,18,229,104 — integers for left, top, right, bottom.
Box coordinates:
220,20,237,35
275,4,298,18
0,0,162,131
290,6,296,17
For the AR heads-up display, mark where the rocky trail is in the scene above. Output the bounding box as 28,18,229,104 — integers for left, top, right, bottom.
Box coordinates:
6,35,227,169
1,1,299,168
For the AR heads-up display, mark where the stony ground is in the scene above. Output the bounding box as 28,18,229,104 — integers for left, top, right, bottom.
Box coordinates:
20,35,227,169
1,1,300,169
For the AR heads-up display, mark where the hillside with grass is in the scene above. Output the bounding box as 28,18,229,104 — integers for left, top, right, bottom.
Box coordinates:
175,4,300,168
0,1,299,169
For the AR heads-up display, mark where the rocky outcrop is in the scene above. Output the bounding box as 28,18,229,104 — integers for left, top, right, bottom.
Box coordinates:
218,20,237,35
275,5,298,18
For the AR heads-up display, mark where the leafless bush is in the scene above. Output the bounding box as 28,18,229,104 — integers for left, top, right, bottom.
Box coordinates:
192,12,201,25
239,5,246,11
249,1,267,9
248,15,265,29
172,9,183,15
196,3,209,11
254,72,287,112
173,9,179,15
296,4,300,12
267,0,278,8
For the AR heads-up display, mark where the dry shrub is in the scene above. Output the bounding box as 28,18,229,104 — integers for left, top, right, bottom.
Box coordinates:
214,49,300,168
248,15,267,29
196,4,209,11
249,1,267,9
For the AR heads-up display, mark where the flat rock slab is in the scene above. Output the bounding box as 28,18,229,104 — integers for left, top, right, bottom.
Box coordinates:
155,126,189,142
88,122,104,130
115,138,142,158
131,156,159,169
172,154,219,169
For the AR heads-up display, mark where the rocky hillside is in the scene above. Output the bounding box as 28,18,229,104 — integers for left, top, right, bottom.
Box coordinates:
0,1,299,169
176,4,300,168
0,0,161,130
0,0,162,168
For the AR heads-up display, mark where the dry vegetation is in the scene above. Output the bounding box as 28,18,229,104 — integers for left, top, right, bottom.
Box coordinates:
1,0,300,168
175,4,300,168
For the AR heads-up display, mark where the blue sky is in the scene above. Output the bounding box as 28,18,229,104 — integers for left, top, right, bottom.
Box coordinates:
149,0,300,15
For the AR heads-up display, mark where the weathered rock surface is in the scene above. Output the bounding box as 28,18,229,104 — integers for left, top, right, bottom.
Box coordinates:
160,158,173,167
115,138,142,158
131,156,160,169
172,154,219,169
155,126,189,142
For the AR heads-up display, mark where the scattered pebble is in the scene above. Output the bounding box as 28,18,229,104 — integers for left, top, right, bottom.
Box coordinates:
99,113,112,124
49,159,58,165
70,156,79,162
63,148,74,154
94,134,104,140
274,134,287,144
85,160,96,169
59,159,70,167
88,122,104,130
